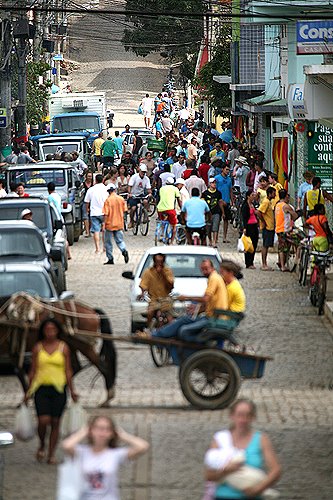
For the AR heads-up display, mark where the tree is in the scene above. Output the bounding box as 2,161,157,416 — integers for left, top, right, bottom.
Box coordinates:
194,25,232,116
122,0,205,80
26,61,52,125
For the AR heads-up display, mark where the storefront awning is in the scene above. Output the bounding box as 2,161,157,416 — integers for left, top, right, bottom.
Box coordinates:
240,95,287,114
319,118,333,130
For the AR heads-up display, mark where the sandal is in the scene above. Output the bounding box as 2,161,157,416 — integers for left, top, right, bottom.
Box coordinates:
36,449,45,462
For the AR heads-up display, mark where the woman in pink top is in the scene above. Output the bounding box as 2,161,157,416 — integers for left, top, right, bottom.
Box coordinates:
241,191,259,269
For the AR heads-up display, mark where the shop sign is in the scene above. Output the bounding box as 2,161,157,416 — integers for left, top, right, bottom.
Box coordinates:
307,122,333,192
288,84,307,119
297,20,333,54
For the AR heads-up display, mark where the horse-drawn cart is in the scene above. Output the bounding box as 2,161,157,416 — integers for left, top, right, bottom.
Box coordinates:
0,293,272,410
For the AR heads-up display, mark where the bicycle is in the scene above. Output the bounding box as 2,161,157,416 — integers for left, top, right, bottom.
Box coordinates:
119,192,128,232
298,233,312,286
132,196,149,236
155,217,187,246
147,188,157,217
231,188,245,230
309,250,333,315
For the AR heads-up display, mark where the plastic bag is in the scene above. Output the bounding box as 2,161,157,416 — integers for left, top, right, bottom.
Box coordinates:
237,238,245,252
15,404,35,441
61,402,87,437
241,234,254,253
137,104,143,115
56,456,83,500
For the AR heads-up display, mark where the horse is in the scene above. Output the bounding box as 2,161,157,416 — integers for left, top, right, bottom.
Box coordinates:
0,292,116,407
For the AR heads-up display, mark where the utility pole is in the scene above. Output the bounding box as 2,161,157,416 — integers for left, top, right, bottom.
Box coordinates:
0,11,12,154
14,1,29,141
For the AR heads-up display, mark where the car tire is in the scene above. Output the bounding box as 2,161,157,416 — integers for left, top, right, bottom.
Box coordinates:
55,262,66,293
74,220,82,242
67,224,74,246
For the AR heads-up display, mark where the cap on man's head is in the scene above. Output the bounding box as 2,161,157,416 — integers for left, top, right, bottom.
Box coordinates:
139,164,148,172
21,208,32,218
175,178,185,185
107,183,117,192
166,176,175,185
209,177,216,183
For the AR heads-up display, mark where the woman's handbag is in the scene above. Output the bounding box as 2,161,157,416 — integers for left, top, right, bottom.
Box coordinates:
56,456,83,500
137,104,143,114
14,404,35,441
241,234,254,253
237,237,245,252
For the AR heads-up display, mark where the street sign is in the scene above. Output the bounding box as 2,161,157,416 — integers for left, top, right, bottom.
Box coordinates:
307,121,333,192
297,20,333,55
52,53,63,61
0,108,7,117
0,117,7,128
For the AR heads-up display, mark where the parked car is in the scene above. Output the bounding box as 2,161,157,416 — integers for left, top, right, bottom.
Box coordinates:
2,161,85,245
0,220,66,293
30,132,91,166
0,431,14,499
122,128,155,153
0,263,74,300
122,246,222,332
0,197,67,271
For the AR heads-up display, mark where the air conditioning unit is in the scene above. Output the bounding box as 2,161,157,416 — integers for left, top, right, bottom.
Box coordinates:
61,98,88,109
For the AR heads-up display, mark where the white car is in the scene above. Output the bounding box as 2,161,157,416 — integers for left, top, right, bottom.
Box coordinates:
122,246,222,332
122,129,155,153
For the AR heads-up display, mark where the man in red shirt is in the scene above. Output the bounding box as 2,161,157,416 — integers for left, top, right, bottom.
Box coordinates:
198,155,210,185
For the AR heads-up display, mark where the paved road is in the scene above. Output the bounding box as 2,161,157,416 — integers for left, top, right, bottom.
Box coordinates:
2,226,333,499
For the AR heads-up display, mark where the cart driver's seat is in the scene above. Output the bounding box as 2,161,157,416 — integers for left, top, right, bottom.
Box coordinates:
196,310,245,345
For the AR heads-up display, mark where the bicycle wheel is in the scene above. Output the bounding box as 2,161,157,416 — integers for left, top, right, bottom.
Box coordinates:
317,268,327,315
147,199,156,217
154,222,163,246
150,345,170,367
140,208,149,236
123,212,128,232
286,244,297,272
132,208,139,235
298,248,309,286
309,265,319,306
176,225,186,245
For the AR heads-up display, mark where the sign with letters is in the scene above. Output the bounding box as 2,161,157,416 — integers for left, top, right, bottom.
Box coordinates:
288,84,307,119
297,20,333,54
307,122,333,192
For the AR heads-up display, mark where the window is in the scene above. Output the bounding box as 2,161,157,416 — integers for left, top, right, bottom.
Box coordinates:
0,230,45,258
0,271,53,298
140,254,220,278
10,169,65,187
41,143,79,157
0,206,47,231
54,115,99,133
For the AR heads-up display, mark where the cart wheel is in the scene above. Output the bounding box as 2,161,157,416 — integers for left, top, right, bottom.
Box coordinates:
179,349,241,410
150,345,170,367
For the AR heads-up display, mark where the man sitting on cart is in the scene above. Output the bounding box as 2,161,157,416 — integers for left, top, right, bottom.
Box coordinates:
138,259,231,342
139,253,175,327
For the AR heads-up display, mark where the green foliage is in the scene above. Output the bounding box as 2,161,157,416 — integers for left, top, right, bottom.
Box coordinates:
194,25,232,116
122,0,204,80
26,61,51,125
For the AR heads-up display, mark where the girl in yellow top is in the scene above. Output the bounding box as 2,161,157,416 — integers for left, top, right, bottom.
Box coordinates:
25,318,77,465
304,176,333,216
220,261,246,313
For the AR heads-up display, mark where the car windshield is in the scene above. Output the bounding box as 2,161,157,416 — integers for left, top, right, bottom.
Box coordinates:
9,169,65,188
41,143,79,157
140,254,221,278
54,115,99,133
0,230,45,258
0,271,53,298
0,206,47,231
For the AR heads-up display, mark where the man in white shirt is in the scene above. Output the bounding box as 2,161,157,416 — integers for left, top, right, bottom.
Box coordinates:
128,164,152,228
84,174,108,253
172,153,187,179
175,178,190,216
161,114,173,134
141,94,153,128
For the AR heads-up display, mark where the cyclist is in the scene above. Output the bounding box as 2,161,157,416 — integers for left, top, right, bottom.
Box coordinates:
304,203,332,252
181,187,211,245
157,177,182,244
275,189,300,272
127,165,152,228
139,253,174,327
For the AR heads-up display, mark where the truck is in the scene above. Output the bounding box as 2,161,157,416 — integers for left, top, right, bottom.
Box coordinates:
30,132,92,166
49,92,107,145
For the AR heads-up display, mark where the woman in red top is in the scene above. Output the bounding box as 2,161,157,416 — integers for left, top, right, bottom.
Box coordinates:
241,190,259,269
